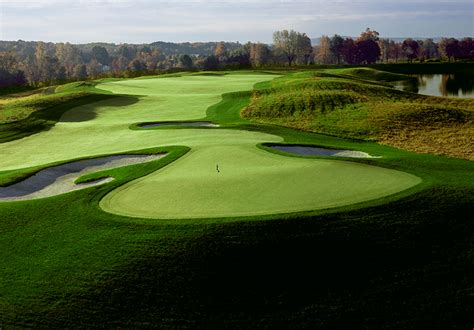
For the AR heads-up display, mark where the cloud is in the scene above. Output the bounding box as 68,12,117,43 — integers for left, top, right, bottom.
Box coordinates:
0,0,472,42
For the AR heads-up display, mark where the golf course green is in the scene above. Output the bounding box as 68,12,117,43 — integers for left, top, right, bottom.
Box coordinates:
101,145,419,219
1,69,472,327
0,73,420,219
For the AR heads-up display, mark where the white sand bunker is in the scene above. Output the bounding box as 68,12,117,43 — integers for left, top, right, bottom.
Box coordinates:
270,145,377,158
140,121,219,128
0,154,165,201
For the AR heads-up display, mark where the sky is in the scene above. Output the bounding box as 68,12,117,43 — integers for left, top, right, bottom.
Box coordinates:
0,0,473,44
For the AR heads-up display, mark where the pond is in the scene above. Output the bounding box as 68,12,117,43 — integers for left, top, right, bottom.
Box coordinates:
397,74,474,98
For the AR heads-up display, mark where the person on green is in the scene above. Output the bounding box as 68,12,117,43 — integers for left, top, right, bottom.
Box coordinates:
216,163,220,173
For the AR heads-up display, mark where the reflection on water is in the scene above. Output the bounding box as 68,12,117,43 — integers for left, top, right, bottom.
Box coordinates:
398,74,474,98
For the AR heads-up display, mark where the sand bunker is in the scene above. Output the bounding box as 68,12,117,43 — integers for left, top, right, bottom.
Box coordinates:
140,121,219,128
0,154,165,201
270,145,376,158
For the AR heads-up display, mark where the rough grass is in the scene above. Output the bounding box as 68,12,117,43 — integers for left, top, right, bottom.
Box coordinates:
242,67,474,160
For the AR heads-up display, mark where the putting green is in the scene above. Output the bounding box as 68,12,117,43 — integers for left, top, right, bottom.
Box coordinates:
101,145,420,219
0,73,421,219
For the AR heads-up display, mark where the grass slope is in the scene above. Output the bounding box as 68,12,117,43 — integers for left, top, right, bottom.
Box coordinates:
242,67,474,160
0,70,472,327
0,81,117,143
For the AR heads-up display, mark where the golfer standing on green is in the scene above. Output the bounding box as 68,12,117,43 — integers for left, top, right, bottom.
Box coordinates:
216,163,220,173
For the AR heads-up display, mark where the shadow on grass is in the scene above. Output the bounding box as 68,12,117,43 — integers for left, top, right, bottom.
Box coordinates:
39,188,473,328
59,96,139,123
0,94,139,143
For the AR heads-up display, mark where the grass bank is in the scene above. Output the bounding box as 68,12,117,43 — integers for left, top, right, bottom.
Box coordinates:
0,82,119,143
242,67,474,160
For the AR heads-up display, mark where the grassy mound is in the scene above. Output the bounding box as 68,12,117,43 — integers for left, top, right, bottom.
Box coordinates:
242,67,474,160
327,67,413,82
242,89,365,118
0,81,115,143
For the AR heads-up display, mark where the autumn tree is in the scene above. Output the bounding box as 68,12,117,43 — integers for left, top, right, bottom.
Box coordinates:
214,42,227,58
55,42,82,78
419,39,438,59
118,45,135,60
87,59,102,78
73,64,87,80
355,28,380,64
316,35,333,64
388,40,402,62
0,52,27,87
30,42,62,85
441,38,462,61
273,30,300,66
56,66,67,81
359,28,380,42
341,38,358,64
128,59,146,72
91,45,110,65
27,42,45,85
378,38,391,63
459,37,474,59
249,43,271,67
402,39,420,62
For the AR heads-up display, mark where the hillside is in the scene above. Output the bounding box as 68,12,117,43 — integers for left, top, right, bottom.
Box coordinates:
242,67,474,160
0,40,243,57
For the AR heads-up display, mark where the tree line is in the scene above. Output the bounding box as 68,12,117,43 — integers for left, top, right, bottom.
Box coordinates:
1,29,473,88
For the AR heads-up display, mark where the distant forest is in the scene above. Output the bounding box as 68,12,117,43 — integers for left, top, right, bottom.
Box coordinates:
1,28,473,88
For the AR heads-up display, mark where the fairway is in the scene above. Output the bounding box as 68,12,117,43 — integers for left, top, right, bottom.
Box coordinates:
0,74,277,170
0,73,421,219
95,74,420,219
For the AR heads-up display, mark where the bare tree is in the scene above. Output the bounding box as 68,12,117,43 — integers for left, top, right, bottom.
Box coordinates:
378,38,391,63
273,30,299,66
316,35,333,64
249,43,271,67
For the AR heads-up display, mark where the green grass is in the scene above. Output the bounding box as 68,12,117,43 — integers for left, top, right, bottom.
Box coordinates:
0,81,118,143
242,67,474,160
101,144,420,219
0,69,472,327
91,75,419,219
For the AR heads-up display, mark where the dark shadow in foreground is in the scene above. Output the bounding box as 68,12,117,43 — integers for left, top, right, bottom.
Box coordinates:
37,188,473,328
0,95,139,143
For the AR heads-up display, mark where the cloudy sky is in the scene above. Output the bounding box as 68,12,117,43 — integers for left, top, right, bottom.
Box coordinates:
0,0,472,43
